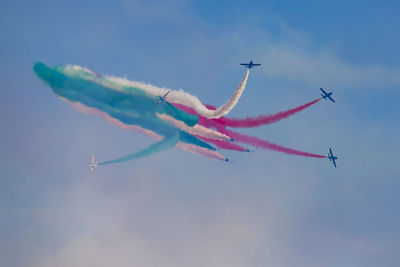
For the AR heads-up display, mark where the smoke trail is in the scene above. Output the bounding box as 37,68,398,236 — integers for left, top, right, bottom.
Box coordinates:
172,103,325,158
198,137,249,152
100,131,180,165
216,98,321,128
170,104,219,130
174,98,321,129
156,113,232,141
61,64,249,119
111,69,248,119
176,142,228,161
189,69,249,119
65,97,226,160
224,130,326,158
35,62,326,164
60,96,163,140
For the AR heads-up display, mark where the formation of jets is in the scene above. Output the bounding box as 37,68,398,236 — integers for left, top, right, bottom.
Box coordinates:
319,89,337,167
88,60,339,171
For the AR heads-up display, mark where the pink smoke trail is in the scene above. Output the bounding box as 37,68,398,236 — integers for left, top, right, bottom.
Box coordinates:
224,129,326,158
216,98,321,128
176,143,227,161
174,98,321,129
60,96,162,140
172,103,218,129
172,102,326,158
201,121,326,158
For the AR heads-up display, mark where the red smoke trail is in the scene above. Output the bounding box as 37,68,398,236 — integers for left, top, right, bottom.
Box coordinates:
172,102,326,158
216,98,321,128
199,118,327,158
201,115,326,158
223,129,326,158
174,98,321,129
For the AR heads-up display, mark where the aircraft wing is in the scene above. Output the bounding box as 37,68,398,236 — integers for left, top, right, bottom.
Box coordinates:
91,155,95,164
332,159,337,168
240,63,250,66
320,88,327,94
328,95,335,103
253,64,261,66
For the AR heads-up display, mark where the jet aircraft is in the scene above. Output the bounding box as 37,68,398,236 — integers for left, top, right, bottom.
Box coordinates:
88,154,98,173
157,91,170,104
328,148,338,168
240,60,261,69
320,88,335,103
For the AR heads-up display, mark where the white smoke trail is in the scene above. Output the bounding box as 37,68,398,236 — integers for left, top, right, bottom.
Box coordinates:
166,70,249,119
157,113,232,141
61,65,249,119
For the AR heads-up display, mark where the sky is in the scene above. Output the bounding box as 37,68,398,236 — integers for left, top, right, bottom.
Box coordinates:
1,0,400,266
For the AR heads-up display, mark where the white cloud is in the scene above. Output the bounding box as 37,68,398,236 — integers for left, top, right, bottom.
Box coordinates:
259,42,400,89
32,175,289,267
220,19,400,90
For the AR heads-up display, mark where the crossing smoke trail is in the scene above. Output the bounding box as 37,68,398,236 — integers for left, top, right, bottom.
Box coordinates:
34,62,326,165
177,142,228,161
173,98,320,130
208,120,326,158
97,68,249,119
171,102,326,158
65,97,230,161
223,130,326,158
100,132,180,165
164,69,249,119
215,98,321,128
34,62,234,164
198,137,249,152
156,113,232,141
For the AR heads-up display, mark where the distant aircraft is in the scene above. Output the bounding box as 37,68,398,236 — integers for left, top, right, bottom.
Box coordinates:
328,148,338,168
240,60,261,69
157,91,170,104
88,154,98,173
320,88,335,103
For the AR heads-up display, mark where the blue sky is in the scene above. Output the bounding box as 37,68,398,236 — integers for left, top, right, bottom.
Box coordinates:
1,0,399,266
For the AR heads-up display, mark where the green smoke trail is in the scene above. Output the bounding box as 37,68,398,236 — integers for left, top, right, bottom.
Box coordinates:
99,131,180,165
33,62,217,164
33,62,198,127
